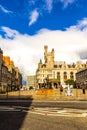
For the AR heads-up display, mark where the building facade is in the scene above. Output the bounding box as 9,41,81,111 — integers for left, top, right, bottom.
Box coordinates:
27,75,36,89
0,48,22,92
0,48,3,87
36,45,87,88
76,68,87,88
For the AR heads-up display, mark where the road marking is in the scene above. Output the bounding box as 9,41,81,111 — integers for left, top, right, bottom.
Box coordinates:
29,107,87,117
0,106,21,112
0,106,87,117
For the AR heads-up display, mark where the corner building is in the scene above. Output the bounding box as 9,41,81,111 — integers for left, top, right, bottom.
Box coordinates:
76,68,87,88
0,48,22,92
36,45,87,88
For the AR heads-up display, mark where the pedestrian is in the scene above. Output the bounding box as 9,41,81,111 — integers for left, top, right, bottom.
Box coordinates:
59,84,63,95
66,84,73,96
62,82,67,96
69,85,73,96
82,83,86,94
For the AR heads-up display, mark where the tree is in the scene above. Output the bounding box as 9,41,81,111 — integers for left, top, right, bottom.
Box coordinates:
29,86,33,90
65,79,74,85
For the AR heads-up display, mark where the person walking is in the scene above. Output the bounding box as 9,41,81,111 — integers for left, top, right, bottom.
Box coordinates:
62,82,67,96
59,84,63,95
82,82,86,94
66,84,72,96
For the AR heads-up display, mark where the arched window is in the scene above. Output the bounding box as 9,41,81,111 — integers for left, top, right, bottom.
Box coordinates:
70,72,74,80
63,72,67,81
57,72,60,81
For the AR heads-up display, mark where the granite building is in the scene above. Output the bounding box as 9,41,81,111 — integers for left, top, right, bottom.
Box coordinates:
27,75,36,89
36,45,87,88
0,48,22,92
76,68,87,88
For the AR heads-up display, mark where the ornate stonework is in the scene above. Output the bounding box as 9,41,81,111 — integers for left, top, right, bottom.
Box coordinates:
36,46,87,88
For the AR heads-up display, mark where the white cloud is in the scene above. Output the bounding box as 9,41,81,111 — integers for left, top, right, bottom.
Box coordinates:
1,27,19,38
60,0,75,8
45,0,53,12
29,9,39,26
0,4,12,13
66,18,87,32
0,18,87,80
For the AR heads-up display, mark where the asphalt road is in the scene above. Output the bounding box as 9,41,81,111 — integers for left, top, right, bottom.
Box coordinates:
0,110,87,130
0,100,87,130
0,100,87,109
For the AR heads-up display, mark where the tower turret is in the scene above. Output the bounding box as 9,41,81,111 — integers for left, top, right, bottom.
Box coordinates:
44,45,54,68
38,59,42,68
44,45,48,63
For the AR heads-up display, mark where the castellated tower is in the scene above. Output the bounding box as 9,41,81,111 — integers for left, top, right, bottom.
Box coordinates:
44,45,54,68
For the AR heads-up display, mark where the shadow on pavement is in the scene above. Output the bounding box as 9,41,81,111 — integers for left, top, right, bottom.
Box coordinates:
0,95,33,130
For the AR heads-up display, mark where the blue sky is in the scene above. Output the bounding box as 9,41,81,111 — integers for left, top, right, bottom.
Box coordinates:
0,0,87,34
0,0,87,80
